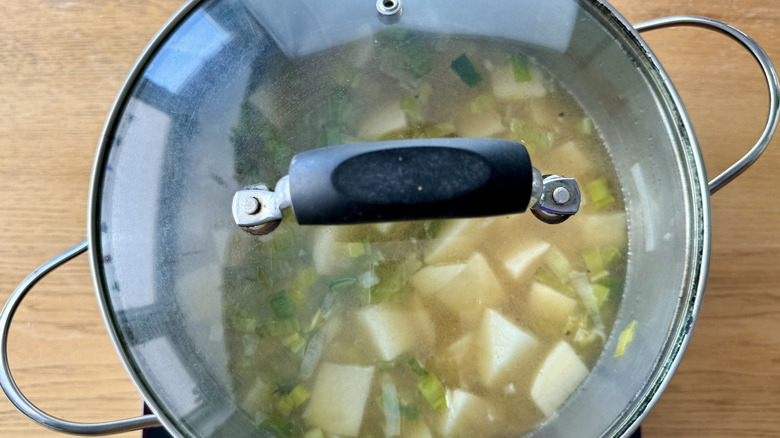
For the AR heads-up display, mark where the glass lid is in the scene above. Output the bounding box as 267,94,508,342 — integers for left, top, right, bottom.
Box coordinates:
92,0,704,437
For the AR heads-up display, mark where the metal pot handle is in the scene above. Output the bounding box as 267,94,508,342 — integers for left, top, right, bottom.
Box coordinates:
0,240,161,435
634,16,780,195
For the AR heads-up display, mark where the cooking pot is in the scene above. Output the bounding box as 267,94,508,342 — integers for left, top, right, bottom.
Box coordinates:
2,0,778,437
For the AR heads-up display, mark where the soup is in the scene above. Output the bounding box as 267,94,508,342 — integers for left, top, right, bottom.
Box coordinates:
223,29,627,438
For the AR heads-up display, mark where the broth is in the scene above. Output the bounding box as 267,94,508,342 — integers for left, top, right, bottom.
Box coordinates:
223,30,627,438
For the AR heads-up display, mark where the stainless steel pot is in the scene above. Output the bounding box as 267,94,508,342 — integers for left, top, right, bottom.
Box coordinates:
2,0,778,437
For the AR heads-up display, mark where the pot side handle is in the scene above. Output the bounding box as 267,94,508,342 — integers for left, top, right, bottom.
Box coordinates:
634,16,780,195
0,240,161,435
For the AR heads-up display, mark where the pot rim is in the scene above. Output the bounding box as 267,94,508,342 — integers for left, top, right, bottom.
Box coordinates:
85,1,711,436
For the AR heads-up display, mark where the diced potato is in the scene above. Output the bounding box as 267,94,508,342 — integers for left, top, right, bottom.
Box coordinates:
239,376,274,414
431,334,476,387
530,342,589,416
475,309,538,387
357,298,435,361
410,263,467,296
544,246,572,281
502,240,551,280
526,282,577,333
307,363,375,436
439,389,494,437
578,213,628,249
176,264,223,323
311,226,362,275
433,253,505,324
406,421,433,438
454,108,505,138
490,63,547,100
546,141,596,179
424,219,482,264
358,100,408,140
372,222,395,234
303,429,325,438
446,334,475,364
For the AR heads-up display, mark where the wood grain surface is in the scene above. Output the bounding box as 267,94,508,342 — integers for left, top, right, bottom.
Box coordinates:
1,1,778,437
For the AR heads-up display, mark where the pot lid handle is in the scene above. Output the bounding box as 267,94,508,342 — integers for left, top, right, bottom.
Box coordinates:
232,138,580,235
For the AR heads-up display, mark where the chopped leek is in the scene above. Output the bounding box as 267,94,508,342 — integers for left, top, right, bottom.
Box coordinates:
601,246,622,266
299,330,326,379
306,309,326,333
361,260,408,304
614,320,637,358
281,332,306,354
276,395,295,417
270,290,295,320
587,176,616,208
227,310,257,333
288,385,310,405
378,360,396,370
376,393,419,420
581,117,594,135
510,118,553,151
399,399,419,419
418,83,432,104
582,247,608,282
534,266,576,297
276,385,310,417
544,248,572,282
276,384,310,417
341,242,367,258
304,428,325,438
574,326,601,347
592,284,610,307
510,54,532,82
268,228,294,255
400,83,433,117
323,120,342,146
451,53,482,87
570,272,606,339
257,319,300,338
400,94,418,115
417,372,447,410
320,87,350,147
469,94,496,113
289,267,316,305
408,357,427,376
258,416,293,437
563,318,577,336
384,28,432,77
329,277,357,291
382,383,401,437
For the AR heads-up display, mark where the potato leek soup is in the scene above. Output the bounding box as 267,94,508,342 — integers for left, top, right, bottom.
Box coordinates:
224,29,628,438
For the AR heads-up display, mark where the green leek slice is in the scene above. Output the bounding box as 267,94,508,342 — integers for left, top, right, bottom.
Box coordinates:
587,176,616,208
270,290,295,320
417,372,447,410
510,54,532,82
614,320,637,358
451,54,482,87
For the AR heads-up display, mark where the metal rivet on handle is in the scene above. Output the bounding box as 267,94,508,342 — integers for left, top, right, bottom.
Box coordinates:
552,186,571,205
240,196,261,215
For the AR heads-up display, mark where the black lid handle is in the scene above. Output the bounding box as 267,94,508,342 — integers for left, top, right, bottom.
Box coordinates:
232,138,580,235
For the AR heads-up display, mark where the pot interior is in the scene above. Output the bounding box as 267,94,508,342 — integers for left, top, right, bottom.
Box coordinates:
92,0,708,436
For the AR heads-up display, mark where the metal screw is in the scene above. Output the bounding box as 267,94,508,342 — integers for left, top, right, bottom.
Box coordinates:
241,196,261,215
552,186,571,205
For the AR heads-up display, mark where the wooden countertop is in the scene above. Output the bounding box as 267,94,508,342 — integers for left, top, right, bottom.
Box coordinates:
1,1,778,437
